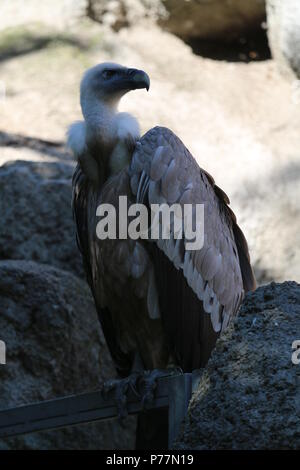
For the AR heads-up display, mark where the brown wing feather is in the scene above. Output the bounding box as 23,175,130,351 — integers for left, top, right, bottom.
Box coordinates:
186,155,255,293
130,127,256,351
72,163,169,374
146,242,219,370
72,164,134,375
72,125,255,375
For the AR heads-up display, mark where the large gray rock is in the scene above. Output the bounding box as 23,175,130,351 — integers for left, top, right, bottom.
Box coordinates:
267,0,300,79
87,0,266,40
175,281,300,449
0,260,136,449
0,160,83,278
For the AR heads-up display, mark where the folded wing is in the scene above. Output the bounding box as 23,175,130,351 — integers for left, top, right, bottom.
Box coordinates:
129,126,256,369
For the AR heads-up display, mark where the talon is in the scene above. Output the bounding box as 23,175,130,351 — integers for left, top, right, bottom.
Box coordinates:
140,369,178,410
102,379,118,399
128,373,142,400
101,372,143,421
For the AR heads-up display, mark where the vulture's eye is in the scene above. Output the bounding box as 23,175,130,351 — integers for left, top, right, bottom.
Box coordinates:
102,70,117,80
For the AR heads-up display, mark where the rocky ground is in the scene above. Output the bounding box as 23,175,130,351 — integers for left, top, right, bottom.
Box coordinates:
175,281,300,449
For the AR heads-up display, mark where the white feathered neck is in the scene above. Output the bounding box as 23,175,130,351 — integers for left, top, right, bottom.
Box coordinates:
67,94,141,180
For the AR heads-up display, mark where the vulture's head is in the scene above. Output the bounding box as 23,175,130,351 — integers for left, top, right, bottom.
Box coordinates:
80,62,150,112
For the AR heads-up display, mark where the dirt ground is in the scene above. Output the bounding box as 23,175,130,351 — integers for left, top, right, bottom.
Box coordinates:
0,17,300,284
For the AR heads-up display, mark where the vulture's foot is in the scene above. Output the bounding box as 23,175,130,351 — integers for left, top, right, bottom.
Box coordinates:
102,373,141,421
141,368,181,409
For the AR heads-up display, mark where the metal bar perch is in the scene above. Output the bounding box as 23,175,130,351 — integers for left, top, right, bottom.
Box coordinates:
0,373,195,449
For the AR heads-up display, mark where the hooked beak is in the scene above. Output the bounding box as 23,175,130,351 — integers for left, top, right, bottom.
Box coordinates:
123,68,150,92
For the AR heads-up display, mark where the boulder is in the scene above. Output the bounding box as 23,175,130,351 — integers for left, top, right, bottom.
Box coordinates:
175,281,300,449
0,260,136,449
266,0,300,79
0,160,83,278
87,0,266,40
160,0,266,41
86,0,165,31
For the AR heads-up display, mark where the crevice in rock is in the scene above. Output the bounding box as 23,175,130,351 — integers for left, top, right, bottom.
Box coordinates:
185,27,271,63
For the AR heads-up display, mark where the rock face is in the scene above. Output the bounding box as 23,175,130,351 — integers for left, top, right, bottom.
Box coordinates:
175,282,300,449
235,159,300,285
160,0,266,40
266,0,300,79
0,160,83,278
86,0,165,30
0,0,87,30
87,0,266,40
2,0,267,40
0,260,136,449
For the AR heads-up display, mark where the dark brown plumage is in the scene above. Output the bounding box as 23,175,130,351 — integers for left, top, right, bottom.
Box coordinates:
70,63,256,450
72,126,256,376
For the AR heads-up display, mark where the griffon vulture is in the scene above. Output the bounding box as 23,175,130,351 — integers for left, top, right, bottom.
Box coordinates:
68,63,256,446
